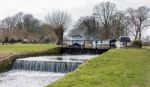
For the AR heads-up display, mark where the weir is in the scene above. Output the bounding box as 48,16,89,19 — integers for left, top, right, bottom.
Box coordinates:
12,55,96,73
0,55,97,87
12,60,83,73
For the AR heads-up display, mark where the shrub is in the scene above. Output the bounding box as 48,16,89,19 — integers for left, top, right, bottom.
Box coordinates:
131,40,142,48
143,42,150,46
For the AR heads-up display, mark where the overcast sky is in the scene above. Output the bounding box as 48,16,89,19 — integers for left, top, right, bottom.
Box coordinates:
0,0,149,36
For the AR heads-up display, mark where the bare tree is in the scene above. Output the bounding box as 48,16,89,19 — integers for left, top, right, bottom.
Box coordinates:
137,6,150,40
123,16,133,36
12,12,24,39
23,14,37,33
45,11,71,45
22,14,41,41
126,6,150,40
13,12,24,30
111,11,126,38
0,17,15,39
93,2,116,39
70,16,99,40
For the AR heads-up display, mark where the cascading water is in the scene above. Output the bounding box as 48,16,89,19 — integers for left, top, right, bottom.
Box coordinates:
0,55,97,87
12,59,83,73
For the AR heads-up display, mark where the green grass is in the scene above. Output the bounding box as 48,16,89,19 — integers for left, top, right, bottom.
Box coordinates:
0,44,57,57
48,48,150,87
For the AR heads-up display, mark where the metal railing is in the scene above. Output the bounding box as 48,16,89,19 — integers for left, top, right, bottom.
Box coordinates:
62,40,110,49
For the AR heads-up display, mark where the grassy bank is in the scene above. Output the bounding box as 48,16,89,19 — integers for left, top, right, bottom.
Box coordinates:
0,44,58,72
0,44,57,58
48,48,150,87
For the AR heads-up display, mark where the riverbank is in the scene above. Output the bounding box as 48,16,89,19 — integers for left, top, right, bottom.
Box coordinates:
48,48,150,87
0,44,57,58
0,44,59,72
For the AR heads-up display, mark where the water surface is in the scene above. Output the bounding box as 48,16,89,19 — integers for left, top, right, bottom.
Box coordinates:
0,70,64,87
0,55,97,87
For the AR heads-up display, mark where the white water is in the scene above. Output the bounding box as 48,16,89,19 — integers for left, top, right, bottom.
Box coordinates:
18,55,96,61
0,55,97,87
0,70,65,87
12,55,97,72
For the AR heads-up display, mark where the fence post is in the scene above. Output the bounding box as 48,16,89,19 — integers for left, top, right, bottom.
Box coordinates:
96,40,98,49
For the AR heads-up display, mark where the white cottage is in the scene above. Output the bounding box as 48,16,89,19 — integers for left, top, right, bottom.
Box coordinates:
70,35,84,46
116,36,131,48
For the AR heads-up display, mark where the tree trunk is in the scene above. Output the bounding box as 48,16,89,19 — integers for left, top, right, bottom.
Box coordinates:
104,24,111,39
54,28,64,45
139,31,141,41
138,25,142,41
134,29,139,40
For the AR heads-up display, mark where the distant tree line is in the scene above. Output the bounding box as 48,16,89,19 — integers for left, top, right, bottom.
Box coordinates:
0,1,150,45
0,12,57,44
70,2,150,41
0,10,71,45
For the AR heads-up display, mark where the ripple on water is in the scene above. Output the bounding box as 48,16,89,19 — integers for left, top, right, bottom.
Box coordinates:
0,70,65,87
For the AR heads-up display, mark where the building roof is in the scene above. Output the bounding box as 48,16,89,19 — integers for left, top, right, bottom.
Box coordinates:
119,36,131,42
110,39,117,43
71,35,83,37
